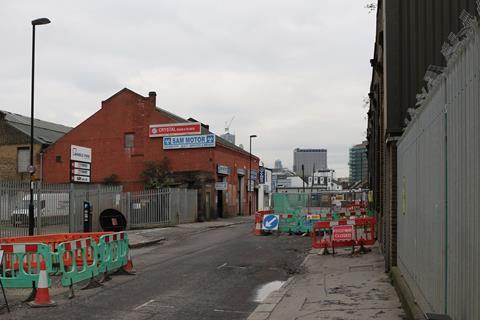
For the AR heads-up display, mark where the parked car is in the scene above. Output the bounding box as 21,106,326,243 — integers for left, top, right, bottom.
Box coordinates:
11,193,69,227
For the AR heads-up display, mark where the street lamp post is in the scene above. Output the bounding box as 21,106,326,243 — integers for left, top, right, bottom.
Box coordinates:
29,18,51,236
248,135,257,215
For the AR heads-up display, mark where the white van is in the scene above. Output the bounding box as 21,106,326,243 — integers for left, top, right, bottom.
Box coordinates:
11,193,69,227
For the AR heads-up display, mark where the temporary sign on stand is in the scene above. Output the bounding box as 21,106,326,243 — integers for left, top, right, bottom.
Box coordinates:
332,225,354,241
262,214,279,231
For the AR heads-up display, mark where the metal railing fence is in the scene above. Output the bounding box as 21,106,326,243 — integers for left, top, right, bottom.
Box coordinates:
0,181,198,237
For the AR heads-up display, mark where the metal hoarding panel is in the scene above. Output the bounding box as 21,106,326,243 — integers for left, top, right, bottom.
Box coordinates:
397,23,480,318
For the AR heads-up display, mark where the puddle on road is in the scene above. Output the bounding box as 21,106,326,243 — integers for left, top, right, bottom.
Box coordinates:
253,281,285,302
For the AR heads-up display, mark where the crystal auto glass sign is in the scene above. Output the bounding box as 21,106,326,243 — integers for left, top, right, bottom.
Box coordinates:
150,122,202,137
163,134,216,150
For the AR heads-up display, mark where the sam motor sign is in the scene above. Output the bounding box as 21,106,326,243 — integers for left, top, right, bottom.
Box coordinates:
163,134,215,150
149,122,202,137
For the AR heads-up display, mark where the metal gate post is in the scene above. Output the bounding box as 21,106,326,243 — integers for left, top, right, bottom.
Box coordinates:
69,183,75,232
126,192,131,230
35,182,42,235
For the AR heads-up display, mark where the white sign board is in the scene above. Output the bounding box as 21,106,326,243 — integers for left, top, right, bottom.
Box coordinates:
72,168,90,176
71,145,92,163
72,162,91,170
0,250,3,267
72,175,90,183
215,182,228,191
72,176,90,183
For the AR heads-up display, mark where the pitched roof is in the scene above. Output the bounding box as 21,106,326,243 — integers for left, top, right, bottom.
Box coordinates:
0,110,71,144
154,106,257,159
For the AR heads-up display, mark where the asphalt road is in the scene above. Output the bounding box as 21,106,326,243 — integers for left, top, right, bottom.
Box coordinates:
4,222,311,320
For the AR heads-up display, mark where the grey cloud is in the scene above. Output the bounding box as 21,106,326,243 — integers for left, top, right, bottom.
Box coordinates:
0,0,375,176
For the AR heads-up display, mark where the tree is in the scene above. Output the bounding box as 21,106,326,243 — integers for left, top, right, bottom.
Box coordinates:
102,174,120,186
365,2,376,14
141,157,173,189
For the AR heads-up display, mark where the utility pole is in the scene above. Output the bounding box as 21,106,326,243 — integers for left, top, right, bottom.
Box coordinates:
29,17,51,236
248,134,257,215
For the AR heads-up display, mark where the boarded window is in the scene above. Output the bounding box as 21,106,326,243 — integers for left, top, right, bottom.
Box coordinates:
124,133,134,148
17,148,29,172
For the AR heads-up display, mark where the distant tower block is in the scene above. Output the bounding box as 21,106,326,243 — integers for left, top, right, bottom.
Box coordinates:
293,148,327,176
274,159,283,169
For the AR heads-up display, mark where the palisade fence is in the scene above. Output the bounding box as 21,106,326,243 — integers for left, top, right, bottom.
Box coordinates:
397,11,480,319
0,180,197,238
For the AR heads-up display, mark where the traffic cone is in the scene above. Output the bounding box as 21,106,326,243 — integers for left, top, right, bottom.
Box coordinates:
122,250,135,274
254,212,265,236
255,217,262,236
29,260,56,308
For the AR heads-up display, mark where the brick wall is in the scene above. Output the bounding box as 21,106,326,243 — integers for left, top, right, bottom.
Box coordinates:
42,88,259,218
0,144,42,181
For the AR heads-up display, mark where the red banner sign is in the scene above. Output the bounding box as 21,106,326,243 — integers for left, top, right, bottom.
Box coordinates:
333,225,353,241
149,123,202,137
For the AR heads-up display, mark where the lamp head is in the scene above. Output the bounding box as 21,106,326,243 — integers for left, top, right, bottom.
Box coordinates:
32,18,51,26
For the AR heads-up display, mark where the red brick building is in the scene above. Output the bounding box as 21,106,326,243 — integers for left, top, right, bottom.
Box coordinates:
42,88,259,220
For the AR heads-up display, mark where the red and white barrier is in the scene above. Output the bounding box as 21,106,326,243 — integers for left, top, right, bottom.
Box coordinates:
312,217,376,251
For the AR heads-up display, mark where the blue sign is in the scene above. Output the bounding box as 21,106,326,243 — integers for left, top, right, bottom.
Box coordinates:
262,214,279,231
163,134,216,150
259,167,265,184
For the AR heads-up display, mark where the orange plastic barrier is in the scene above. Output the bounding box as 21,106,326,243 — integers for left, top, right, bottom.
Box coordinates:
0,232,111,249
0,232,112,270
312,217,376,251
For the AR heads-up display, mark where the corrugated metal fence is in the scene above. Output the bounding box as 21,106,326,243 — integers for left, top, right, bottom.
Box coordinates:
397,13,480,319
0,181,197,237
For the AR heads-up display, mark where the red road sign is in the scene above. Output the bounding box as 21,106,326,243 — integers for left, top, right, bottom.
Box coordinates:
149,123,202,137
332,225,353,241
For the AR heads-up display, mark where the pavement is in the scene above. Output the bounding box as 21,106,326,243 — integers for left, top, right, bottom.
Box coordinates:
247,244,406,320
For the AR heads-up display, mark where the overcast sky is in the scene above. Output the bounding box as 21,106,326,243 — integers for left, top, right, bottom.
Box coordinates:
0,1,376,177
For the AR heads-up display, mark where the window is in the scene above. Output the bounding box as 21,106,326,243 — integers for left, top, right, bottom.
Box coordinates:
124,133,135,148
17,148,29,173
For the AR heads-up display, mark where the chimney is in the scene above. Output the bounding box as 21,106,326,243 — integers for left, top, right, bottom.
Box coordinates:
148,91,157,106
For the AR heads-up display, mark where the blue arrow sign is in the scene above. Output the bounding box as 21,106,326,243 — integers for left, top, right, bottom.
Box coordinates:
262,214,279,231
